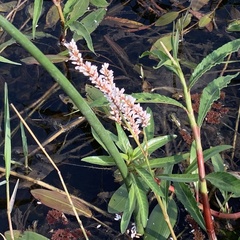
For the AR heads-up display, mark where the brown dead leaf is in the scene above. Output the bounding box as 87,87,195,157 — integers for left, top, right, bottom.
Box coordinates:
31,189,92,218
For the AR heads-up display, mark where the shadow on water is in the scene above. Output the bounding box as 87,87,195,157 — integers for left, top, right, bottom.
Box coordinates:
0,0,240,239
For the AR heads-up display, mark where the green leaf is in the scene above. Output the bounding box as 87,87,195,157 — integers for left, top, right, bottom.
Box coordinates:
140,153,189,169
144,198,178,240
150,34,173,53
115,123,133,154
176,13,192,30
63,0,78,17
155,11,179,26
135,167,164,197
65,0,89,26
80,8,106,34
81,155,116,166
32,0,43,39
198,13,212,28
19,231,49,240
90,0,109,7
91,127,108,152
133,92,186,111
197,73,239,127
133,135,176,160
120,185,136,233
0,56,21,65
108,184,128,213
206,172,240,197
227,20,240,32
69,21,95,53
185,145,232,173
189,38,240,89
174,182,206,231
144,107,154,141
4,230,49,240
4,83,11,180
132,175,149,227
156,174,198,182
211,152,225,172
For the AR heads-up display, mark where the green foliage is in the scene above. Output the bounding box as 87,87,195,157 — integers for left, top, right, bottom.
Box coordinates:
227,20,240,32
206,172,240,197
197,72,239,127
5,230,49,240
185,145,232,173
63,1,107,52
144,199,178,240
189,39,240,89
32,0,43,39
174,182,206,231
4,83,11,180
133,92,186,111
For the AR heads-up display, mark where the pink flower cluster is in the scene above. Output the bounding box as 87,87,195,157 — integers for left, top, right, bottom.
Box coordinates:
64,39,150,137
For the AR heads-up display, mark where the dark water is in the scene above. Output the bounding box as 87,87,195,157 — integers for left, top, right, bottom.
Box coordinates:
0,0,240,239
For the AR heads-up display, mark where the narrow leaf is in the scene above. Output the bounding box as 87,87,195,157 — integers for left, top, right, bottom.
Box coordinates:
144,107,154,140
81,155,115,166
31,189,92,217
132,175,149,227
140,153,189,169
0,56,21,65
135,167,164,197
115,123,133,154
156,173,199,182
66,0,89,25
69,21,95,53
90,0,109,7
108,184,128,213
120,185,136,233
144,198,178,239
32,0,43,39
63,0,78,18
206,172,240,197
189,38,240,89
133,92,186,111
4,83,11,180
133,135,176,160
197,73,239,127
174,182,206,230
80,8,106,34
185,145,232,173
155,11,179,26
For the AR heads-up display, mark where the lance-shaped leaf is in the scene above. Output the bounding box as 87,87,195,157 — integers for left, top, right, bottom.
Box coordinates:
135,167,164,197
120,185,136,233
31,189,92,217
206,172,240,197
189,38,240,89
132,135,176,160
144,198,178,239
140,153,189,169
197,73,239,127
32,0,43,39
108,184,128,213
132,175,149,227
185,145,232,174
133,92,186,111
174,182,206,231
81,155,116,166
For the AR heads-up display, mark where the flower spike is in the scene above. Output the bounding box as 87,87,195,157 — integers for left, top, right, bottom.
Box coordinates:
65,39,150,138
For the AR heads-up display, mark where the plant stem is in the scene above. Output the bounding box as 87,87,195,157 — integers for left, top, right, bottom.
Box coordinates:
0,14,132,193
177,69,216,239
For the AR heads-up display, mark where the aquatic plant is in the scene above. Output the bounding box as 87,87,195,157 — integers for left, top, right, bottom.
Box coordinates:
1,1,240,240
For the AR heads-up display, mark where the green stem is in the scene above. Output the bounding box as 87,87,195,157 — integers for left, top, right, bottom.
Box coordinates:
177,69,216,239
0,16,131,187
